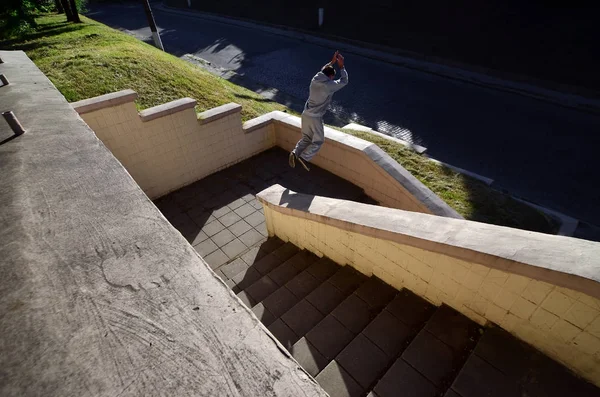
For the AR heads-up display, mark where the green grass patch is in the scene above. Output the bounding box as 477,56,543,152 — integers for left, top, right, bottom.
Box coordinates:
342,130,557,234
0,14,288,120
1,14,557,234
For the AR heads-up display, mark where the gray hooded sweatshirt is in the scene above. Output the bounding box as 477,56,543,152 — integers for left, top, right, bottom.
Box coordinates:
303,67,348,118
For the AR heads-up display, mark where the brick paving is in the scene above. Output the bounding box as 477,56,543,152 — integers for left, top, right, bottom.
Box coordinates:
154,147,375,278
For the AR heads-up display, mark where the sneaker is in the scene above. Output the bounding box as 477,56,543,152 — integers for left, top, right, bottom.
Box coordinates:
288,152,296,168
297,156,310,172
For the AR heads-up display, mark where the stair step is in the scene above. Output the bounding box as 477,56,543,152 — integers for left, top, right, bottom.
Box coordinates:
450,326,599,397
374,305,481,397
317,289,436,397
316,360,363,397
239,250,319,309
287,277,398,392
253,257,339,327
253,242,300,275
307,267,367,315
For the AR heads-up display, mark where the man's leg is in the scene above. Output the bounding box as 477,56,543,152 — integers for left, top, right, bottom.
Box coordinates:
290,114,315,168
299,117,324,163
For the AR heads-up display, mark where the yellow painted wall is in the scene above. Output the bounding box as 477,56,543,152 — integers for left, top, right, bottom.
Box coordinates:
80,102,274,198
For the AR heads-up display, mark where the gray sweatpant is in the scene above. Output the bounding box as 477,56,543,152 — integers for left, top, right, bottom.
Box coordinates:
292,114,324,162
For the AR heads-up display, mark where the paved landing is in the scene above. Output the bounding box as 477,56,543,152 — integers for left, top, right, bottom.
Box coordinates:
154,147,375,274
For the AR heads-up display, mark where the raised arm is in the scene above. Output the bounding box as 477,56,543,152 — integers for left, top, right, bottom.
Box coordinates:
328,53,348,92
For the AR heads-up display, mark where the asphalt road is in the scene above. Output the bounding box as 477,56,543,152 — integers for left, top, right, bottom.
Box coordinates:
86,2,600,228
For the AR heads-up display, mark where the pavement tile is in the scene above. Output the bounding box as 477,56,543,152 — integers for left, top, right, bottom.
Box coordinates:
402,330,455,387
189,230,209,246
451,355,520,397
244,210,265,227
193,238,218,257
306,315,355,360
229,219,252,237
282,300,324,337
188,210,215,228
220,257,248,279
203,249,229,270
291,337,330,377
424,305,481,353
354,277,397,310
251,303,276,327
211,228,236,248
262,287,299,318
386,289,436,328
331,294,375,334
268,319,299,350
248,198,263,210
307,257,341,281
328,266,367,294
238,229,265,248
286,270,322,299
234,203,255,218
245,275,279,304
337,333,389,389
221,238,247,259
363,310,412,358
231,266,262,291
316,361,364,397
211,206,231,219
227,198,246,211
201,219,225,237
236,290,256,307
218,211,242,227
240,193,255,202
374,359,437,397
256,222,268,237
306,281,348,315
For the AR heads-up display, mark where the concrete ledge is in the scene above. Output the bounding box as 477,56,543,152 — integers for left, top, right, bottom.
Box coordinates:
243,112,273,133
140,97,197,122
198,102,242,124
257,185,600,299
364,145,463,218
426,156,494,186
71,89,138,114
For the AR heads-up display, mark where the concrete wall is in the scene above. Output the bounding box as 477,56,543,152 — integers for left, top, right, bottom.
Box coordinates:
74,92,459,218
73,90,275,199
257,185,600,386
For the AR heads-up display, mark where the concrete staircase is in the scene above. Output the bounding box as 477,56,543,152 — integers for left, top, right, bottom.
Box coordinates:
222,237,598,397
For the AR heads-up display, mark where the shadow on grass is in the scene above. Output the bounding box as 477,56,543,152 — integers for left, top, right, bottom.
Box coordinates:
437,164,557,234
0,19,87,50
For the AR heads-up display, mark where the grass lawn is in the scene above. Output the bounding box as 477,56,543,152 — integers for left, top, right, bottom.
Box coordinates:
342,130,557,234
1,14,556,234
0,14,288,121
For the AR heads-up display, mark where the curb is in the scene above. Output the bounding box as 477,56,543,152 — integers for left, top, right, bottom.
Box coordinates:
157,3,600,114
342,123,427,154
513,198,579,237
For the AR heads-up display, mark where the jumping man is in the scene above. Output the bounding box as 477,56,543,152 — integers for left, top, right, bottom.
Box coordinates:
289,51,348,171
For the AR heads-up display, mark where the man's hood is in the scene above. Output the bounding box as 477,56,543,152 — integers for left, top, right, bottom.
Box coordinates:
312,72,330,83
